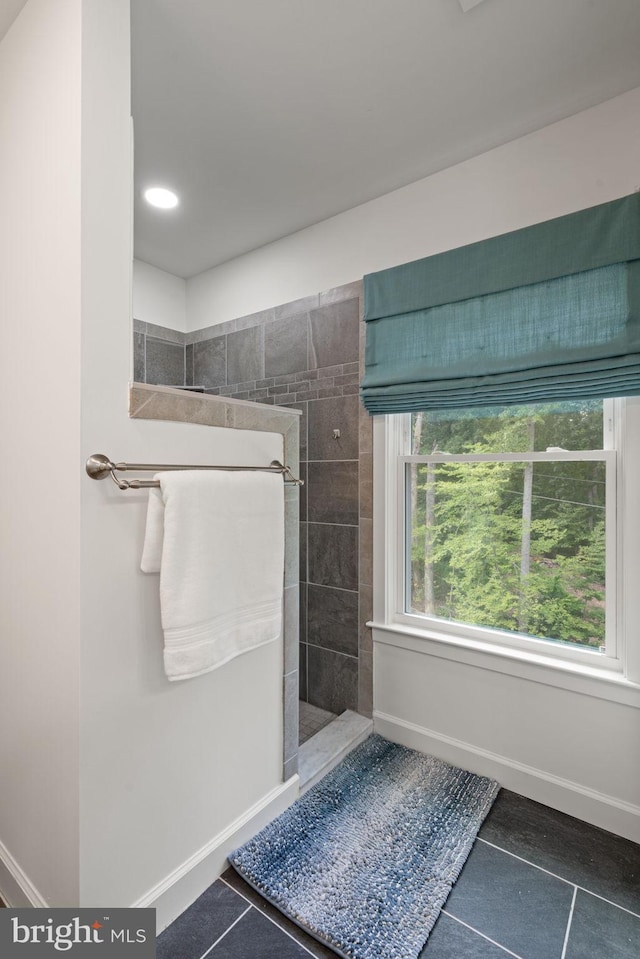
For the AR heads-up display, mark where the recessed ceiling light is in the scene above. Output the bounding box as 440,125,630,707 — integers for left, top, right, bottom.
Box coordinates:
458,0,488,10
144,187,179,209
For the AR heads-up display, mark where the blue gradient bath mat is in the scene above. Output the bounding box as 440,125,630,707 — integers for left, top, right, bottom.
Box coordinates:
229,734,499,959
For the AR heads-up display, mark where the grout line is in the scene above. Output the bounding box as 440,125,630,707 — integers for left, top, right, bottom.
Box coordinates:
477,838,640,919
560,886,577,959
307,521,360,528
440,911,525,959
477,838,576,887
220,878,319,957
306,582,359,595
305,641,358,661
198,904,251,959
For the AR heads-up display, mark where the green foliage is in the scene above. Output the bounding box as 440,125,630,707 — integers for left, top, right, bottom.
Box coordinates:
409,402,607,650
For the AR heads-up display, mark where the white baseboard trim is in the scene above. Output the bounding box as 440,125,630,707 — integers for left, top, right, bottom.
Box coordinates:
374,711,640,844
132,775,300,933
0,836,48,907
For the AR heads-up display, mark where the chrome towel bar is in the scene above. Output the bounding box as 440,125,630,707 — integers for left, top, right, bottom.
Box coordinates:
86,453,303,491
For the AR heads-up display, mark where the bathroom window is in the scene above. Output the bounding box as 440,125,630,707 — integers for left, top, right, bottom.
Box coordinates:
389,398,630,673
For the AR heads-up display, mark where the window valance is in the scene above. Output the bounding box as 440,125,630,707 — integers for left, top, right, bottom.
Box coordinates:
361,193,640,414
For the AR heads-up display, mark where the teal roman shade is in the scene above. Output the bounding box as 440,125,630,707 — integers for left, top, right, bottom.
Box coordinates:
361,193,640,413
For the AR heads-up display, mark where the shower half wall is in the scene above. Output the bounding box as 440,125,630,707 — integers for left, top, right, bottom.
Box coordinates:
134,280,373,720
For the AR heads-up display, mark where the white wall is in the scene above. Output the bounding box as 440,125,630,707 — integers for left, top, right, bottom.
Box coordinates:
79,0,289,920
186,85,640,329
0,0,291,919
133,258,186,331
184,86,640,840
0,0,82,907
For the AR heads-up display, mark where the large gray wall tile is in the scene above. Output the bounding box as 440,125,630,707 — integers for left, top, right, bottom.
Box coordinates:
274,295,318,320
299,642,308,702
308,584,358,656
299,521,308,582
359,584,373,654
308,394,359,460
194,336,226,388
309,299,359,369
359,404,373,453
299,581,307,644
308,523,358,591
359,451,372,519
133,332,145,382
307,645,358,714
359,517,373,588
283,584,299,675
284,489,300,588
283,670,299,764
358,650,373,718
307,460,358,525
265,315,308,377
319,282,362,306
184,343,194,386
227,326,264,384
145,337,185,386
144,322,185,345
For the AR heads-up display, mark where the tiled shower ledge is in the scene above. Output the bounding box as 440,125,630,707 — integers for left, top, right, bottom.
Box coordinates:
129,381,302,438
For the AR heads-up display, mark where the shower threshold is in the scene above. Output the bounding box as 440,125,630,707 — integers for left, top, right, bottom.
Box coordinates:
298,709,373,793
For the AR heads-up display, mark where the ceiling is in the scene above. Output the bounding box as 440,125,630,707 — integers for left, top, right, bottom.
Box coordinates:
3,3,639,279
106,2,640,276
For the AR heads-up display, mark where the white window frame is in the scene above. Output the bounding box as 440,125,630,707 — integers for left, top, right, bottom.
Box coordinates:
371,398,640,707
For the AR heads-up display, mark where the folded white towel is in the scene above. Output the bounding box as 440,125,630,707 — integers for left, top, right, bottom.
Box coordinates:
141,470,284,681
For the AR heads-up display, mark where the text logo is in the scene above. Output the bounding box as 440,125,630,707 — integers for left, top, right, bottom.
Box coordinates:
0,908,155,956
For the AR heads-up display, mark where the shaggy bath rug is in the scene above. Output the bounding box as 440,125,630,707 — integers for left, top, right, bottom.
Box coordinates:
229,734,499,959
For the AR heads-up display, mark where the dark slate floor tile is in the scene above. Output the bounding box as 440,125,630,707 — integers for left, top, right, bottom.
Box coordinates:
480,790,640,913
222,870,337,958
564,890,640,959
420,912,511,958
156,879,248,959
446,840,574,959
211,902,312,958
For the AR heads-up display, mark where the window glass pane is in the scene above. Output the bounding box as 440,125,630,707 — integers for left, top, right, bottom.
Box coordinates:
407,401,607,652
411,400,604,455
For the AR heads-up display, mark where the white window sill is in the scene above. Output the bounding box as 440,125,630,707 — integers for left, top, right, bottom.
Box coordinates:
370,620,640,709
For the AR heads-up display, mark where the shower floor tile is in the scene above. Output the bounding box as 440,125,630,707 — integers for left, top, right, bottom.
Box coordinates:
298,700,337,744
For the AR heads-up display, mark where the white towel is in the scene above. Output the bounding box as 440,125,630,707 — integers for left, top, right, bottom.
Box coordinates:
141,470,284,681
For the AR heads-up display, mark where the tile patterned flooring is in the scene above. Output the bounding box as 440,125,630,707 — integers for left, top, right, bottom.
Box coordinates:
298,701,337,745
156,789,640,958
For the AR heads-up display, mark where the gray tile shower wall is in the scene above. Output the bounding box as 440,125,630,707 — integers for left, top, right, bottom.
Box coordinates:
133,281,373,718
133,319,187,386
